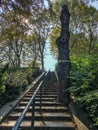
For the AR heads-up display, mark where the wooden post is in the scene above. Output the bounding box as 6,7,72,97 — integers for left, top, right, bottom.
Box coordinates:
56,5,70,103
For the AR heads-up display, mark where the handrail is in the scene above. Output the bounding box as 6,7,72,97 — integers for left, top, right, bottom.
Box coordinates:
54,70,58,81
12,81,43,130
44,70,49,77
12,70,49,130
33,71,45,83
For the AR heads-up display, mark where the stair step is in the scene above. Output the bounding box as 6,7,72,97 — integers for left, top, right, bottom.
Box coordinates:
43,90,58,92
30,89,58,91
28,92,58,95
28,90,58,93
0,121,75,130
14,106,69,113
22,98,55,102
35,95,57,98
28,90,58,92
19,101,64,106
36,94,57,96
0,126,75,130
8,112,71,121
26,95,57,98
43,89,58,91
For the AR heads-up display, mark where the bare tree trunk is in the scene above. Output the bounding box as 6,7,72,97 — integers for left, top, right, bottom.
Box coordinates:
56,5,70,103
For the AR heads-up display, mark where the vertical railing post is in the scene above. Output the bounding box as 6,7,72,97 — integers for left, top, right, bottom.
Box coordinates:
31,99,35,130
40,84,42,114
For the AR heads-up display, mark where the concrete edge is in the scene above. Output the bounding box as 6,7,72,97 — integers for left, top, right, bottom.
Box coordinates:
69,101,98,130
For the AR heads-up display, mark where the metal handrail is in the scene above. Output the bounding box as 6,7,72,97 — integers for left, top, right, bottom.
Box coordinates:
54,70,58,81
12,81,43,130
12,71,49,130
34,72,45,83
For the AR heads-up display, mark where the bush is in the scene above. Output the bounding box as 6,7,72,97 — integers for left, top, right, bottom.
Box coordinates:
70,55,98,126
0,67,41,106
6,70,29,92
22,79,29,90
0,85,6,95
0,64,8,96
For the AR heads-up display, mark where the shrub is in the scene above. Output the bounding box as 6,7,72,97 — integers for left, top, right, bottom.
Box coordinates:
0,67,41,106
70,55,98,126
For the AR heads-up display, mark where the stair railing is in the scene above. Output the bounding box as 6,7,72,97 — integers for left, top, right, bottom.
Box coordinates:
12,71,49,130
54,70,58,81
39,71,49,114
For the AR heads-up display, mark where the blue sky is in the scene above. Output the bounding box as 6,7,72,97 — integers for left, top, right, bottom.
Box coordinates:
44,1,98,71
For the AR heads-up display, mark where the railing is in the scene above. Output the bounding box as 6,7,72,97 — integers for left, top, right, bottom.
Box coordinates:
54,70,58,81
12,71,49,130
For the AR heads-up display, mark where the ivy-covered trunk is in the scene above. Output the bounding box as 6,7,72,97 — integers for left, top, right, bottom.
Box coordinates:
56,5,70,103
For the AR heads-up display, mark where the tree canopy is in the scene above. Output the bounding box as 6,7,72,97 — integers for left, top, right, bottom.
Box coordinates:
0,0,50,69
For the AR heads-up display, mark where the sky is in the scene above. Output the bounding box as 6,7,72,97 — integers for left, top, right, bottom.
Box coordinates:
44,40,57,71
91,1,98,9
44,1,98,71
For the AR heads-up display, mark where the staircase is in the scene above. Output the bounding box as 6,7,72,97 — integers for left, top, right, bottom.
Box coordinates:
0,72,76,130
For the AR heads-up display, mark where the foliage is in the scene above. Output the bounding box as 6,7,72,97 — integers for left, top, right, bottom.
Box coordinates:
0,67,40,106
0,64,8,96
49,0,98,57
0,0,50,70
70,55,98,126
0,0,48,107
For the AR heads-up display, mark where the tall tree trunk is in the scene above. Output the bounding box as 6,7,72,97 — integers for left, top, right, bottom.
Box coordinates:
56,5,70,103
